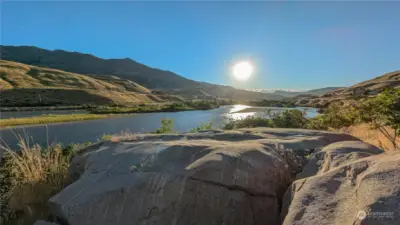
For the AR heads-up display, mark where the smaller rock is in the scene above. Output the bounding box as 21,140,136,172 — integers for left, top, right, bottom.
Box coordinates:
297,141,383,179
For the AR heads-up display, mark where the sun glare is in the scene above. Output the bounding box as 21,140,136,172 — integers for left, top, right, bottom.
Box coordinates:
232,61,253,81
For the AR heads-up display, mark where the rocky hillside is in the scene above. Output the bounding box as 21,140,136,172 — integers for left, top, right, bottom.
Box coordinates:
0,45,284,100
0,60,175,106
31,128,400,225
297,70,400,107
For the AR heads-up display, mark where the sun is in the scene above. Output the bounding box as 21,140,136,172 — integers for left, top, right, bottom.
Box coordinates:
232,61,253,81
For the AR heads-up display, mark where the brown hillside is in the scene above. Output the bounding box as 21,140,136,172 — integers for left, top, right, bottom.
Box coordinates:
0,60,168,106
296,70,400,107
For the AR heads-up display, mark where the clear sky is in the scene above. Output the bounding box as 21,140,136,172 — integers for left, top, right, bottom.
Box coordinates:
2,1,400,90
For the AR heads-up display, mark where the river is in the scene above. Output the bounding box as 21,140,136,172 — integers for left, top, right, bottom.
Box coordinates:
0,105,318,149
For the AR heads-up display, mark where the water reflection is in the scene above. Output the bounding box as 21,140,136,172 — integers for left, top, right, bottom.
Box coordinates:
224,105,318,121
228,104,251,113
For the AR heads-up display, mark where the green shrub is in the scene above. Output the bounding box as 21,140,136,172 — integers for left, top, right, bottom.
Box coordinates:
269,109,308,128
316,102,360,129
306,115,329,130
359,88,400,148
155,119,174,134
223,109,306,130
190,121,213,132
101,134,113,141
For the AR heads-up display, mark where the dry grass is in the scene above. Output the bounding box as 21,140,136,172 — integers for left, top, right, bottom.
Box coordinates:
0,113,111,127
0,139,72,225
0,60,144,91
334,123,400,151
0,60,168,106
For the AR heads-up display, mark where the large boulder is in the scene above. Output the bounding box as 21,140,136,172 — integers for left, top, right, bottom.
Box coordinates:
46,129,358,225
282,151,400,225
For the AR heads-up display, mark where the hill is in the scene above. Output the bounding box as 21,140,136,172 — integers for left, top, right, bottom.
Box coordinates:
0,45,283,100
305,87,342,95
296,70,400,107
247,87,342,98
0,60,176,106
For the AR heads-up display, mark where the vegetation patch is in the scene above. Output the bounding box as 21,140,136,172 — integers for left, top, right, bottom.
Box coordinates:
0,139,91,225
0,114,111,127
190,121,213,132
155,119,175,134
224,109,309,130
224,88,400,150
89,100,219,114
246,99,296,107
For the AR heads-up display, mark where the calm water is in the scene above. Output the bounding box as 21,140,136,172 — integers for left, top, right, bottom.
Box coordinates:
0,105,318,149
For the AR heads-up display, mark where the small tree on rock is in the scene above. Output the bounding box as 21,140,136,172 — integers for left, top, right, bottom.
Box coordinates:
360,88,400,149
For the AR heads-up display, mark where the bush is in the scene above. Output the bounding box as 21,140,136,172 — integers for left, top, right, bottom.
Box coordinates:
190,121,213,132
307,102,360,130
223,109,308,130
155,119,174,134
269,109,308,128
224,116,272,130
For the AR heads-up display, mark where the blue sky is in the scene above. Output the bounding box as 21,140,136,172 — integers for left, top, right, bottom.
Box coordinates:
2,1,400,90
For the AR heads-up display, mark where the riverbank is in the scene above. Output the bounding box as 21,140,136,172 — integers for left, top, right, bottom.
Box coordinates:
89,104,194,114
0,105,95,112
0,101,220,127
89,101,220,114
0,114,112,127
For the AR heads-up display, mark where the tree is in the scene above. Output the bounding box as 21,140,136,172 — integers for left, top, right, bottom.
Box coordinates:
155,119,174,134
360,88,400,149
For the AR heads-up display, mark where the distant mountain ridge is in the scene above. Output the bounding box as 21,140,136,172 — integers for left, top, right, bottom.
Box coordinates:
0,45,283,100
296,70,400,107
247,87,342,97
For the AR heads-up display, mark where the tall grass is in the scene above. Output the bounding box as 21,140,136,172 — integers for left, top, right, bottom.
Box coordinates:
0,137,88,225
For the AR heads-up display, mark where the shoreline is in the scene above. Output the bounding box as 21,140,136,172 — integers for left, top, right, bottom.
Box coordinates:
0,106,221,128
233,106,313,113
0,114,115,128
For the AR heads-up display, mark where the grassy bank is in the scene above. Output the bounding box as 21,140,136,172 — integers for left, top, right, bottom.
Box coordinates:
0,101,219,127
0,105,95,112
89,104,193,114
89,101,219,114
0,114,111,127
